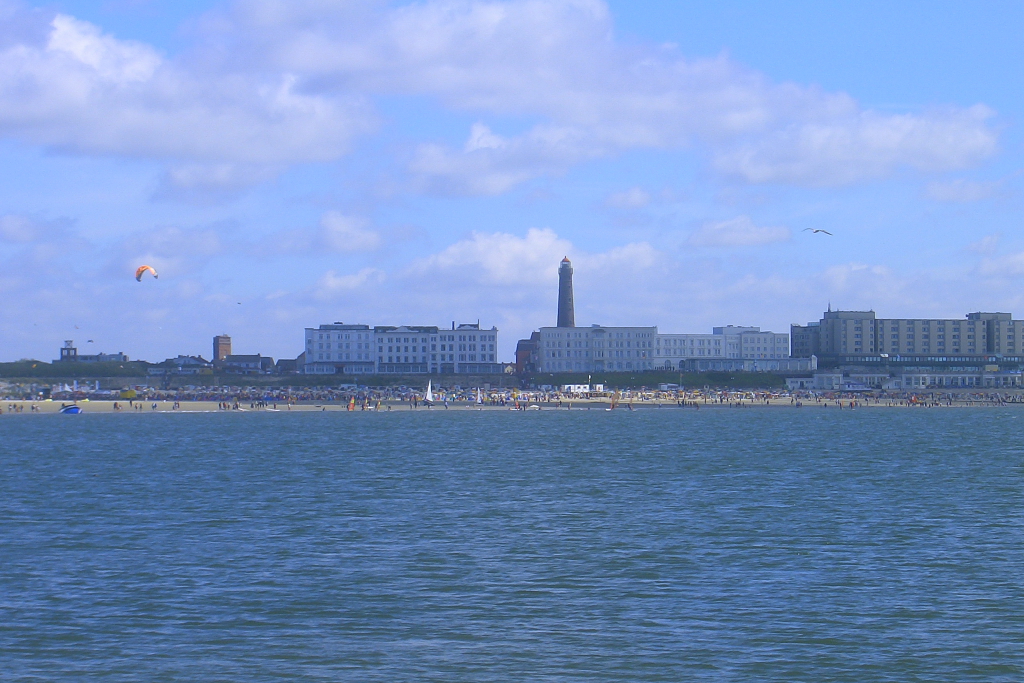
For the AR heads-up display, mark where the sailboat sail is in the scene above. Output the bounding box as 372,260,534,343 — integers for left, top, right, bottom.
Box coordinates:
425,381,434,403
476,388,483,404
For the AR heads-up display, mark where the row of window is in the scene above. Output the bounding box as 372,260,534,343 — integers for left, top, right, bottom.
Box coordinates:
381,354,497,363
313,353,497,364
544,331,656,339
316,353,372,361
545,350,655,359
313,333,497,343
546,361,657,370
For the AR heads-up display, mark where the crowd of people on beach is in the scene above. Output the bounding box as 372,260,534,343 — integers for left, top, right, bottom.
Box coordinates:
4,380,1024,412
9,378,1024,411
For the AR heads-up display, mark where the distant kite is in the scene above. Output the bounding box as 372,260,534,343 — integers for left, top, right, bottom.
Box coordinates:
803,228,833,235
135,265,158,281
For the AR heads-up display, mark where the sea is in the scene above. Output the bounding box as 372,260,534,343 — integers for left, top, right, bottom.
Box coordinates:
2,407,1022,681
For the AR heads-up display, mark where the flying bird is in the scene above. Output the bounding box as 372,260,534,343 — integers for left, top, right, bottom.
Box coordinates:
87,340,94,343
803,228,833,235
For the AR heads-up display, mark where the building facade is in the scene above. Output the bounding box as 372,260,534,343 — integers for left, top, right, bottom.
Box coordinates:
534,324,791,373
303,322,500,375
213,335,232,362
223,354,275,374
537,325,658,373
54,340,128,363
515,331,541,373
787,368,1023,391
792,310,1024,361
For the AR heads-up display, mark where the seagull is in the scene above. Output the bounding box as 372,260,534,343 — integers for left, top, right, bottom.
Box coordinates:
803,228,833,235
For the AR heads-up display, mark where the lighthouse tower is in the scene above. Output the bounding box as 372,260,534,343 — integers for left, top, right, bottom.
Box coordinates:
557,257,575,328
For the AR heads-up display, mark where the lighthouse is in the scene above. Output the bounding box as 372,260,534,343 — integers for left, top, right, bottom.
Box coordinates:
557,257,575,328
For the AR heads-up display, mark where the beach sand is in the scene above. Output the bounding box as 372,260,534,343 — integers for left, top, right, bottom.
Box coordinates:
1,396,1016,414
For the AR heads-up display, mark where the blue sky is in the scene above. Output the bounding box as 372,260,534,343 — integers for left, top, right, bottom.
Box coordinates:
1,0,1021,362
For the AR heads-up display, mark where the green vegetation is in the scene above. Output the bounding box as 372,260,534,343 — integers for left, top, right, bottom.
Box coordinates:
0,363,787,390
0,365,514,389
525,370,787,390
0,361,153,378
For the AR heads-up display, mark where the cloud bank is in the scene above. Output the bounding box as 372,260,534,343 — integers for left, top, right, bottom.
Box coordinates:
0,0,999,194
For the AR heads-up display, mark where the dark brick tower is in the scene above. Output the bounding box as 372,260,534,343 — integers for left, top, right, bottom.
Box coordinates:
557,257,575,328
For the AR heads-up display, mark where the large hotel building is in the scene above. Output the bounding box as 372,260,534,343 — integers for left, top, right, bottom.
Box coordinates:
792,309,1024,362
533,325,793,373
303,322,501,375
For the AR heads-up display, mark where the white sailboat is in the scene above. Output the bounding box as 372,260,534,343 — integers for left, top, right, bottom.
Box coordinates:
424,380,435,405
476,388,483,405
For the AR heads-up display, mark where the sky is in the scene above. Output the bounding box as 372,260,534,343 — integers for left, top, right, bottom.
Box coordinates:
1,0,1022,363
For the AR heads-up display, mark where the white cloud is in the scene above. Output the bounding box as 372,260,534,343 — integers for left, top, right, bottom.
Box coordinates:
154,163,281,202
926,177,1002,202
108,224,230,279
0,214,40,243
264,0,991,190
0,9,375,181
688,215,790,248
712,106,996,185
977,253,1024,277
319,212,381,252
0,1,1000,194
314,267,385,299
48,14,159,83
605,187,651,209
410,124,601,195
256,211,382,256
968,234,1000,254
411,227,571,283
821,262,896,293
579,241,660,272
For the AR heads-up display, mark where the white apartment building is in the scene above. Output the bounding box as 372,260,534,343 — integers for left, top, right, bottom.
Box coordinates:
305,323,376,374
538,325,659,373
304,322,500,375
536,324,791,373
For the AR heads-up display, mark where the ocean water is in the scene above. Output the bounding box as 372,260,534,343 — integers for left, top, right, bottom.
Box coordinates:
2,408,1022,681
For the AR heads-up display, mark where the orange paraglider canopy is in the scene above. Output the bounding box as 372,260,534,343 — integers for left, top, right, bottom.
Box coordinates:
135,265,158,281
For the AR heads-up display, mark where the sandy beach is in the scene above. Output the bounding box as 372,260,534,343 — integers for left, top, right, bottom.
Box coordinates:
3,396,1020,414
